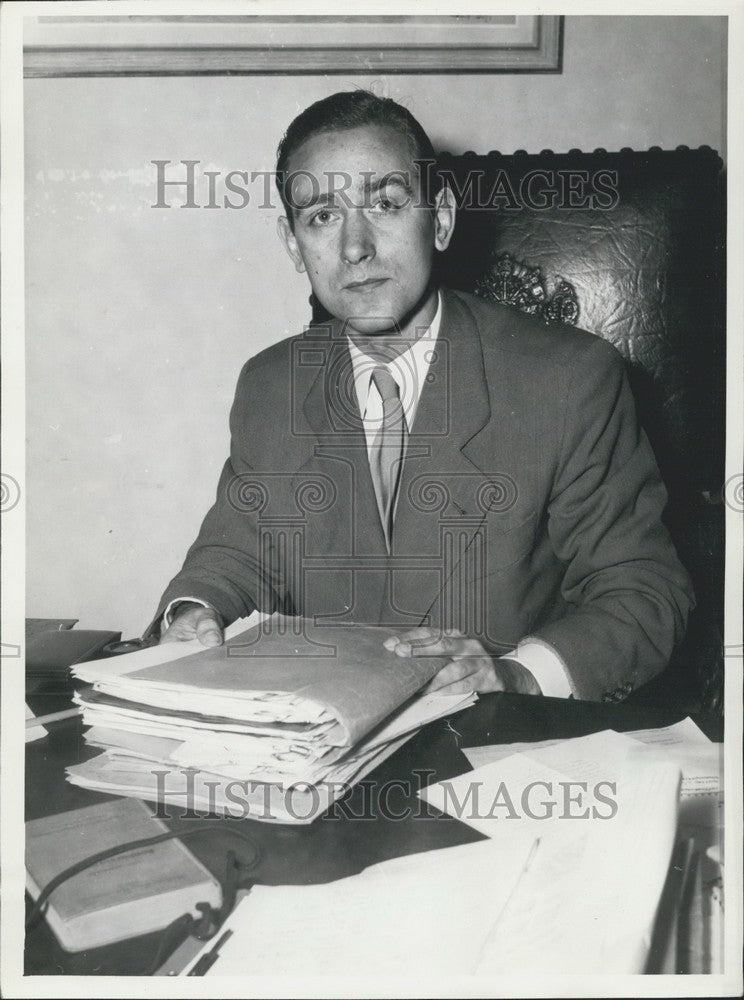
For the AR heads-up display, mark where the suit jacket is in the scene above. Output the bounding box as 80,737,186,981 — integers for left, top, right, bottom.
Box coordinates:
154,287,694,702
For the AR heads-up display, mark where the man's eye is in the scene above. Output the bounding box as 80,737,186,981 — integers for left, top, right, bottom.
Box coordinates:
310,209,334,226
374,197,398,212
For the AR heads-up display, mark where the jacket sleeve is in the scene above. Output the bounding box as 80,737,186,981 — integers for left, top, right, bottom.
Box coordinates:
530,336,695,701
146,362,291,635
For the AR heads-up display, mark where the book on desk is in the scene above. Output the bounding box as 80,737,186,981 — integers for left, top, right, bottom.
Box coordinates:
26,798,221,952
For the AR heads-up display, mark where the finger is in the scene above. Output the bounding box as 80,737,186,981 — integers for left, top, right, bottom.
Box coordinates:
159,605,206,640
430,678,476,696
383,627,467,652
383,627,439,652
397,635,485,658
159,627,190,645
422,658,474,692
159,616,201,644
195,613,223,647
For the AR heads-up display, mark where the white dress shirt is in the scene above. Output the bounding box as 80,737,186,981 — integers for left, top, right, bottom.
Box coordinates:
347,295,444,456
166,292,572,698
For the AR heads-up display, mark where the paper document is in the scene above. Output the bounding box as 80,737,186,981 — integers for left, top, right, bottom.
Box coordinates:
421,731,682,973
423,730,638,844
462,718,720,798
181,838,538,976
181,755,680,977
625,716,711,746
475,760,681,975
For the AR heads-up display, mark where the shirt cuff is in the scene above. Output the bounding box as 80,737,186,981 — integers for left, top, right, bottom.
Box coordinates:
163,596,212,630
502,637,572,699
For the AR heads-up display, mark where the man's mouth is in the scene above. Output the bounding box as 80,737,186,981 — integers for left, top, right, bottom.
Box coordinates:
344,278,388,290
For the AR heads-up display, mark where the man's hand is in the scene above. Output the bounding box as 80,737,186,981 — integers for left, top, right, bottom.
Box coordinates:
159,603,224,647
383,627,541,696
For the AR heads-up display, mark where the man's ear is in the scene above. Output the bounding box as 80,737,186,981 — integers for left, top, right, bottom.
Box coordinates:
433,185,456,253
277,216,306,274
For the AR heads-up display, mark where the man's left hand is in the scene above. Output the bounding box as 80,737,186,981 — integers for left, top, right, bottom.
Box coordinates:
383,628,542,696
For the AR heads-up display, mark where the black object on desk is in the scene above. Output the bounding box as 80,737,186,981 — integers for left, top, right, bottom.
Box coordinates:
26,629,123,672
25,628,122,698
100,636,159,656
25,618,79,640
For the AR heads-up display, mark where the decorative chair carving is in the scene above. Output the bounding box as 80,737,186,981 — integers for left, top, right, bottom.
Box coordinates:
474,252,580,327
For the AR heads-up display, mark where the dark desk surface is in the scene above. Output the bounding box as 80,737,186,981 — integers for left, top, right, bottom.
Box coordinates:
25,688,723,975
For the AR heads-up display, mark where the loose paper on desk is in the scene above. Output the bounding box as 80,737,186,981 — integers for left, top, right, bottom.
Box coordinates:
462,717,720,798
461,716,709,768
462,720,723,849
623,719,723,853
625,720,721,795
181,756,680,978
181,837,538,977
420,732,682,974
425,729,637,844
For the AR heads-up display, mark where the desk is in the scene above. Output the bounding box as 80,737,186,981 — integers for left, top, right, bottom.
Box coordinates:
25,688,722,976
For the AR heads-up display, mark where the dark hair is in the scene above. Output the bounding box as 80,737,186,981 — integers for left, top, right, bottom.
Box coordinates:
275,90,440,223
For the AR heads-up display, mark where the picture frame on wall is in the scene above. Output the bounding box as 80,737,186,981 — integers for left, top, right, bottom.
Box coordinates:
23,14,563,76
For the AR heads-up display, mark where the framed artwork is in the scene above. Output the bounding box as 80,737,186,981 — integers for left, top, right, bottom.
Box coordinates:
24,14,563,76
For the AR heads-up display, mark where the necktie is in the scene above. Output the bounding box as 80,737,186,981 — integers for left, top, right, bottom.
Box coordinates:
369,366,407,551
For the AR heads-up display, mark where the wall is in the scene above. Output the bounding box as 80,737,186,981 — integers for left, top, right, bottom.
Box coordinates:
24,15,727,637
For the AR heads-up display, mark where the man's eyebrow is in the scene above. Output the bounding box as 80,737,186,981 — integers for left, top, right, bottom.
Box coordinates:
362,175,414,197
294,191,338,213
292,176,414,214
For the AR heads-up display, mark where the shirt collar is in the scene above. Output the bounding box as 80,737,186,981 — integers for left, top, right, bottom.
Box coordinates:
347,291,442,424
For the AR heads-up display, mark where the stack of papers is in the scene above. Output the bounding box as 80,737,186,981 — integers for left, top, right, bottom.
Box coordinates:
66,613,476,822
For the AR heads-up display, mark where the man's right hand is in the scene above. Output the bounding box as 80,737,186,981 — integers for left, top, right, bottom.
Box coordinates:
159,603,224,647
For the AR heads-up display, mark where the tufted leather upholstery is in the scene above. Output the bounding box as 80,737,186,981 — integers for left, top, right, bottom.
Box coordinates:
435,146,725,714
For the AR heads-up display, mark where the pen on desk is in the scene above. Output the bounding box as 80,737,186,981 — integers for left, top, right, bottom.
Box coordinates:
473,837,542,969
25,707,83,728
187,928,233,976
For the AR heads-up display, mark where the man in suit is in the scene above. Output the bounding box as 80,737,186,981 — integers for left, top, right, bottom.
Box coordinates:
154,90,694,702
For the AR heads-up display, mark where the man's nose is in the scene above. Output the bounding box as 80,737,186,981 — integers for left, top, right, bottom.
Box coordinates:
340,211,375,266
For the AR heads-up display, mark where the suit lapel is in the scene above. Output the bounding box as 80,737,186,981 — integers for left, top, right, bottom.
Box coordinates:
390,289,502,627
294,321,389,621
300,320,387,549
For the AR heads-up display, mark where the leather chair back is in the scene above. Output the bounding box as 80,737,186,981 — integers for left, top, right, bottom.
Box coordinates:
435,145,725,713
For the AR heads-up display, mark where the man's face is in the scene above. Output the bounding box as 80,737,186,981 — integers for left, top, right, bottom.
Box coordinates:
278,124,454,338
